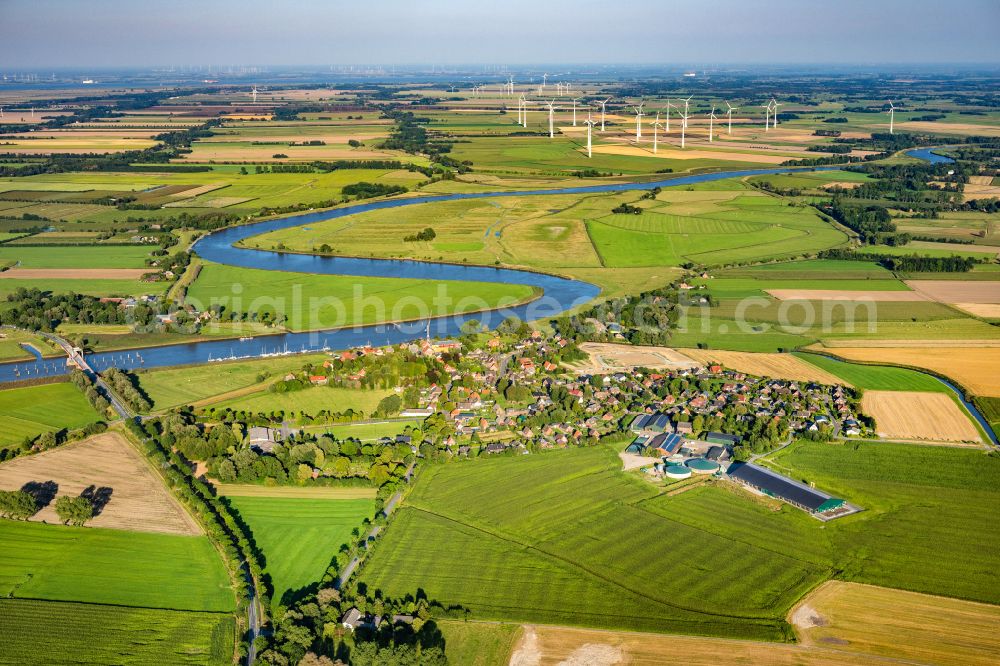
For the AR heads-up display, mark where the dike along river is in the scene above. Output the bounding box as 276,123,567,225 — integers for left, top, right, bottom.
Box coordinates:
0,155,943,384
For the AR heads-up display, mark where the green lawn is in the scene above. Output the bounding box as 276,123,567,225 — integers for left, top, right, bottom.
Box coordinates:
0,519,235,612
0,245,154,268
0,599,234,666
137,353,330,410
306,419,423,441
0,278,164,298
0,382,101,448
763,441,1000,605
213,385,394,416
227,496,374,609
359,447,824,640
438,620,522,666
795,352,947,392
185,262,538,332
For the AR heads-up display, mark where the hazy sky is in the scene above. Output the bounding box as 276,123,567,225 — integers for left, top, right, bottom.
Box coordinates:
1,0,998,68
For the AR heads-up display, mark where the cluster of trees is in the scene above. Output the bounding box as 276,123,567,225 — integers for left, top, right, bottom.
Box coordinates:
126,415,264,652
552,282,684,346
611,202,643,215
818,248,980,272
823,201,897,244
0,486,96,525
0,489,38,519
0,289,134,331
70,369,111,414
341,182,408,200
103,367,152,412
403,227,436,242
0,418,107,463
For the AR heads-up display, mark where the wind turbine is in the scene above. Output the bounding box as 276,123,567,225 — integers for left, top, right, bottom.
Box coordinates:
725,101,737,134
762,102,771,131
571,97,580,126
771,98,782,126
887,100,895,134
507,75,514,96
518,94,528,127
542,73,548,91
681,95,693,129
679,108,689,148
585,111,596,158
652,111,663,154
664,101,674,133
545,99,558,139
599,97,611,131
251,86,258,103
632,101,645,141
708,106,718,143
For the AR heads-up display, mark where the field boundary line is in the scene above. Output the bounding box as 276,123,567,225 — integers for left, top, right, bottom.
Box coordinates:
404,504,783,623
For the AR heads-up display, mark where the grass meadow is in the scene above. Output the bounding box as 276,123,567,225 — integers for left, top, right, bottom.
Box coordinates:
227,496,374,609
795,353,948,392
136,353,330,410
0,519,235,612
185,262,537,332
0,599,234,666
0,245,153,269
359,447,825,641
0,382,101,448
763,440,1000,605
212,385,395,416
361,440,1000,641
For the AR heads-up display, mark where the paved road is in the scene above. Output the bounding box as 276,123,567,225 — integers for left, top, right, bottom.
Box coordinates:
40,331,135,420
336,462,414,589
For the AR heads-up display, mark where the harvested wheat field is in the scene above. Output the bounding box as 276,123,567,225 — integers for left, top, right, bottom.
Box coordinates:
824,346,1000,396
817,339,1000,348
0,432,201,535
906,280,1000,304
574,342,700,374
953,303,1000,318
898,121,1000,137
0,268,151,280
767,289,928,301
791,581,1000,666
909,241,1000,256
679,349,847,385
509,621,938,666
862,390,981,443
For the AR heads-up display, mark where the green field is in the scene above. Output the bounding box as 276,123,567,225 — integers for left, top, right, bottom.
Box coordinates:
306,419,422,441
137,353,330,410
0,519,235,612
0,599,234,666
185,262,537,331
796,352,948,391
763,440,1000,604
213,384,394,415
228,496,374,609
0,382,101,447
438,620,522,666
359,447,826,640
0,245,154,269
362,440,1000,641
0,329,58,362
0,277,165,298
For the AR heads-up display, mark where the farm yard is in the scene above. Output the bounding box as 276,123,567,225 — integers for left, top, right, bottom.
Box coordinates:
0,432,202,534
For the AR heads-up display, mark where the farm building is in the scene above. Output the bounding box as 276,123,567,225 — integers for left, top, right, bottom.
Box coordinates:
727,462,847,516
630,413,673,433
248,426,279,453
685,458,720,475
705,431,741,446
665,464,692,480
649,433,684,456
